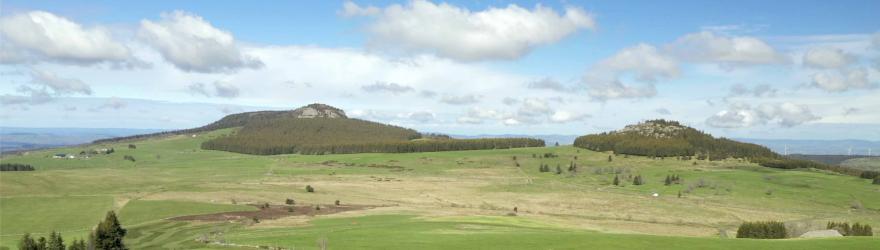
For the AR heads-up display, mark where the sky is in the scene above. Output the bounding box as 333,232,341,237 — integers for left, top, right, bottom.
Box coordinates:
1,0,879,140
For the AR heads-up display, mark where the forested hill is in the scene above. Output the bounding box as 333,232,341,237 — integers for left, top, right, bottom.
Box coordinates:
93,103,347,143
574,120,776,159
572,120,861,174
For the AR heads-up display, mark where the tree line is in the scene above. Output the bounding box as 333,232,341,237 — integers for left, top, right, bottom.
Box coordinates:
20,211,127,250
200,117,543,155
736,221,787,239
1,163,35,171
205,137,544,155
827,222,873,236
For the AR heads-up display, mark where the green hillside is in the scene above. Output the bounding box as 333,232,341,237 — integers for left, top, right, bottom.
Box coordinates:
0,128,877,249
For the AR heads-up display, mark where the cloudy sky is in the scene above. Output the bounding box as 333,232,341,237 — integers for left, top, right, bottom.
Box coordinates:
1,0,879,140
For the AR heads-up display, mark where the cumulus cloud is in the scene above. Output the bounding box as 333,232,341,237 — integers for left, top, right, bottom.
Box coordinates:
667,31,787,67
440,94,481,105
186,81,240,98
30,69,92,95
139,11,263,73
361,81,415,94
526,78,569,92
802,47,855,69
583,44,676,101
810,68,876,92
706,102,819,128
344,0,595,61
1,69,92,105
0,11,134,65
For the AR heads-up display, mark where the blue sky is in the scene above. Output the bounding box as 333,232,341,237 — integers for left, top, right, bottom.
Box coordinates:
1,0,878,140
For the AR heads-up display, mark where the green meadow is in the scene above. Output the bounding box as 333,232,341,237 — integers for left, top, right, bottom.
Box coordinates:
1,129,878,249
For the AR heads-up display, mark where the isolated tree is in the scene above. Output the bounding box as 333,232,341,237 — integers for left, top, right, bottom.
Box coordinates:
664,175,672,186
92,211,127,250
613,175,620,186
608,155,613,162
306,185,315,193
335,200,340,206
555,165,562,174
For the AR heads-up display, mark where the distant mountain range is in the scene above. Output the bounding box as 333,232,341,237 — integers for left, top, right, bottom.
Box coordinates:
734,138,880,156
0,127,165,153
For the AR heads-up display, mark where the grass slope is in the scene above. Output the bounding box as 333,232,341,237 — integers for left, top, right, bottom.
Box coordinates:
1,129,878,249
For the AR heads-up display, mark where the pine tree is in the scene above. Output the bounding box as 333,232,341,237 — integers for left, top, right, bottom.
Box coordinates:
555,165,562,174
613,175,620,186
68,239,87,250
608,155,613,162
92,211,127,250
19,233,37,250
37,236,47,250
48,231,64,250
664,175,672,186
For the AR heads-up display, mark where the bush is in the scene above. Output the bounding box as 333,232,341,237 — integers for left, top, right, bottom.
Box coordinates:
860,171,880,180
874,177,880,185
1,163,35,171
285,198,295,205
306,185,315,193
128,144,136,149
123,155,136,162
736,221,787,239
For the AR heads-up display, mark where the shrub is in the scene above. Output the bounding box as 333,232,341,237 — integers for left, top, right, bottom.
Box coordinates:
1,163,35,171
128,144,136,149
306,185,315,193
335,200,340,206
285,198,295,205
612,175,620,186
736,221,787,239
860,171,880,179
123,155,136,162
874,177,880,185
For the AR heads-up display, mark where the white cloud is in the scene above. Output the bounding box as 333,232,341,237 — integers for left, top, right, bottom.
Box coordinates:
550,110,589,123
727,83,776,98
594,44,680,82
0,69,92,105
802,47,855,69
361,82,415,94
139,11,263,73
584,79,657,101
30,69,92,95
668,31,787,67
406,111,435,122
810,68,876,92
583,44,676,101
186,81,240,98
526,77,569,92
440,94,481,105
706,102,819,128
457,107,503,124
0,11,133,65
873,32,880,49
344,0,595,61
655,108,671,115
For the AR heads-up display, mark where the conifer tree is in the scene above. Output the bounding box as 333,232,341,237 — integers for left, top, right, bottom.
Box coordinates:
92,211,127,250
19,233,37,250
48,231,64,250
613,175,620,186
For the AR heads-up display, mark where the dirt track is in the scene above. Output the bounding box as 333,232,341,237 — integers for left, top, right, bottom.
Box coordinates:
170,204,375,222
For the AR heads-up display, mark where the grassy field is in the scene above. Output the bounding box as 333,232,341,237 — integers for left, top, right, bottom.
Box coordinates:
1,129,878,249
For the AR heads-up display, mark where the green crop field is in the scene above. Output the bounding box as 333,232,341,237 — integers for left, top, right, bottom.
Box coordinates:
1,129,878,249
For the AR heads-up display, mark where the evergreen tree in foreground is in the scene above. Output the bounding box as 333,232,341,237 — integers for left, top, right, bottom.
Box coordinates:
92,211,127,250
48,231,64,250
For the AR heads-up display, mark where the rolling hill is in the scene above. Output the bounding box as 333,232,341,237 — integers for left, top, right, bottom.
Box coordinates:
99,103,544,155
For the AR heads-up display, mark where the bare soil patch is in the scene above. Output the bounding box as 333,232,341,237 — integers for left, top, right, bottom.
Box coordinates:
169,204,376,222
